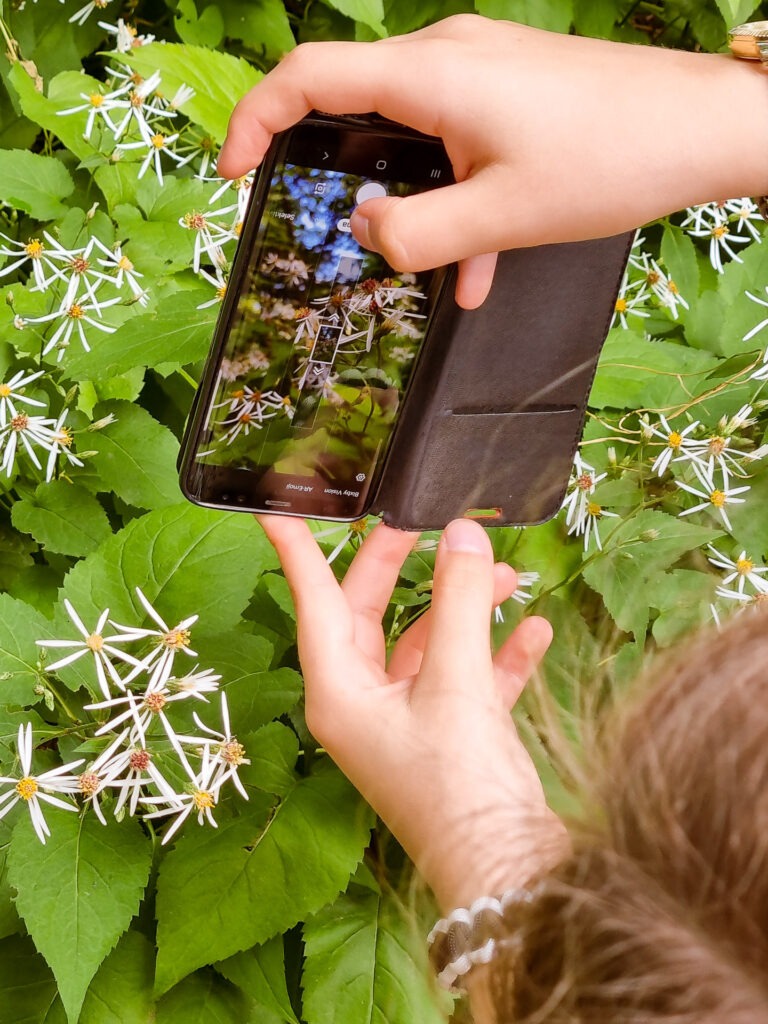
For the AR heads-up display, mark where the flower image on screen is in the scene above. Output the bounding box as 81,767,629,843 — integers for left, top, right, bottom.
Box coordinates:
195,159,438,510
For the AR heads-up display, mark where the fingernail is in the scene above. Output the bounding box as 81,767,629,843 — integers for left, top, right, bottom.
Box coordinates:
351,209,373,250
443,519,487,554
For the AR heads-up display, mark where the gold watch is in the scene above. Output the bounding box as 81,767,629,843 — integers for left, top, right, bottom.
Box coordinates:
728,20,768,63
729,21,768,219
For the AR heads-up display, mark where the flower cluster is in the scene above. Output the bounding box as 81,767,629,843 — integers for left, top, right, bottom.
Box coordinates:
681,198,763,273
611,232,690,328
2,590,251,845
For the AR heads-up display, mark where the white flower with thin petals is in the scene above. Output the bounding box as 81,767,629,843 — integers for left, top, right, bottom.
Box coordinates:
142,744,230,845
706,545,768,597
116,130,192,186
722,197,765,243
112,587,199,690
567,498,620,552
91,239,147,305
98,19,155,51
686,432,750,479
197,267,228,309
183,693,250,800
0,368,45,428
86,677,189,748
0,412,60,477
69,0,115,26
168,667,222,701
686,215,750,273
647,415,700,476
676,464,750,531
56,81,132,141
560,452,606,529
37,599,143,699
79,731,180,821
43,409,85,482
0,724,83,844
26,291,122,361
494,571,541,624
0,234,65,292
611,273,651,329
312,518,372,564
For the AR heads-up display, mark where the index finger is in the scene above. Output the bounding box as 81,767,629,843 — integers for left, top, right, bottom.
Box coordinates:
217,39,449,178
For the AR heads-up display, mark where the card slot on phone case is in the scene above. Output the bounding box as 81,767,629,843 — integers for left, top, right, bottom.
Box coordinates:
449,404,579,417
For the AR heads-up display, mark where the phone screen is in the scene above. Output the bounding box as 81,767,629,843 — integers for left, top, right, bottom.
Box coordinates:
187,122,452,520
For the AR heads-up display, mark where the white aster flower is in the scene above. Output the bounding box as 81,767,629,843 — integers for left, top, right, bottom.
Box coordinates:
37,599,144,699
611,274,651,330
647,415,700,476
26,290,122,361
0,234,64,292
0,412,59,477
116,129,191,186
98,18,156,51
494,571,541,624
112,587,199,690
197,266,228,309
566,498,620,552
56,81,132,141
686,215,750,273
92,239,147,305
722,197,765,243
686,431,750,479
180,210,232,273
69,0,115,25
184,692,250,799
676,464,750,531
142,744,231,845
742,287,768,344
312,518,372,565
560,452,607,530
706,545,768,597
0,368,45,428
0,724,83,844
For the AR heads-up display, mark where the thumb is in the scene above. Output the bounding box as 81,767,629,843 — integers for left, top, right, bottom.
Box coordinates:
350,172,500,272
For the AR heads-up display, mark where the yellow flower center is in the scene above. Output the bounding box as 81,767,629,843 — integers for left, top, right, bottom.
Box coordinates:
235,221,243,237
79,772,100,796
89,93,104,107
193,790,215,811
160,629,190,651
16,777,37,801
710,490,726,508
118,255,133,271
129,91,144,108
151,133,165,149
667,431,682,449
54,428,73,448
712,225,727,238
85,633,104,652
216,284,227,301
67,304,84,320
143,692,167,714
646,271,660,285
615,298,627,313
587,501,602,517
668,280,679,295
0,384,11,398
737,557,754,575
24,239,43,258
220,740,247,766
707,436,726,456
350,517,369,535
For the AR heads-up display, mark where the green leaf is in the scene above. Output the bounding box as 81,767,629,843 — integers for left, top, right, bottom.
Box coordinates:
712,0,758,26
240,722,300,796
175,0,225,47
660,225,699,308
322,0,386,35
582,510,721,638
155,761,374,994
11,481,111,557
0,524,35,591
303,888,448,1024
193,631,302,733
572,0,615,37
156,969,252,1024
651,569,717,647
0,934,61,1024
0,150,73,221
0,594,51,706
476,0,573,32
590,330,719,410
214,0,296,61
119,43,262,144
57,503,278,691
86,401,182,510
63,291,216,381
78,930,156,1024
93,164,141,214
6,66,101,163
7,812,153,1024
216,937,299,1024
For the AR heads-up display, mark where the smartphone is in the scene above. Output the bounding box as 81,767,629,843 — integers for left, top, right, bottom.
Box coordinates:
179,113,454,521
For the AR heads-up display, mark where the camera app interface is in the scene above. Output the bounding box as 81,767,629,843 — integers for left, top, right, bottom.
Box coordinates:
195,130,448,516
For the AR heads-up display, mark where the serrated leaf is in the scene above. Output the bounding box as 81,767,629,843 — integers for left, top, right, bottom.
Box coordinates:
11,481,111,557
86,401,181,510
303,888,448,1024
155,761,373,994
0,594,51,705
582,510,721,638
0,149,73,221
0,934,61,1024
78,930,155,1024
193,631,301,733
56,503,278,692
62,291,216,381
322,0,386,35
119,43,262,144
216,937,299,1024
240,722,300,796
7,811,153,1024
156,968,252,1024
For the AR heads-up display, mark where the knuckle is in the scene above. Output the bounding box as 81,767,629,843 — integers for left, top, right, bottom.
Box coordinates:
437,13,485,37
375,204,414,271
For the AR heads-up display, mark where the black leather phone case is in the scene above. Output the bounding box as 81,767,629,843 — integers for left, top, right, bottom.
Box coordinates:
369,231,632,531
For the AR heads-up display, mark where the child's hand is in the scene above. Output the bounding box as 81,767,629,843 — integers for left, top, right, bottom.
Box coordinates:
219,14,768,308
257,514,567,911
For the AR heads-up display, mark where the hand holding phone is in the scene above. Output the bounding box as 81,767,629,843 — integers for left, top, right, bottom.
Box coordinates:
180,114,452,520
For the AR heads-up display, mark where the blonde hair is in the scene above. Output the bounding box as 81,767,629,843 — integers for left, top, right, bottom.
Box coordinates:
491,607,768,1023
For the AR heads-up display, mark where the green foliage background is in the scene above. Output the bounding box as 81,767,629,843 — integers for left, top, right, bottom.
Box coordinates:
1,0,768,1021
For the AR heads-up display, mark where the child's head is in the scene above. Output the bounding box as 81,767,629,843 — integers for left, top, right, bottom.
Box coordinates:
492,606,768,1023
